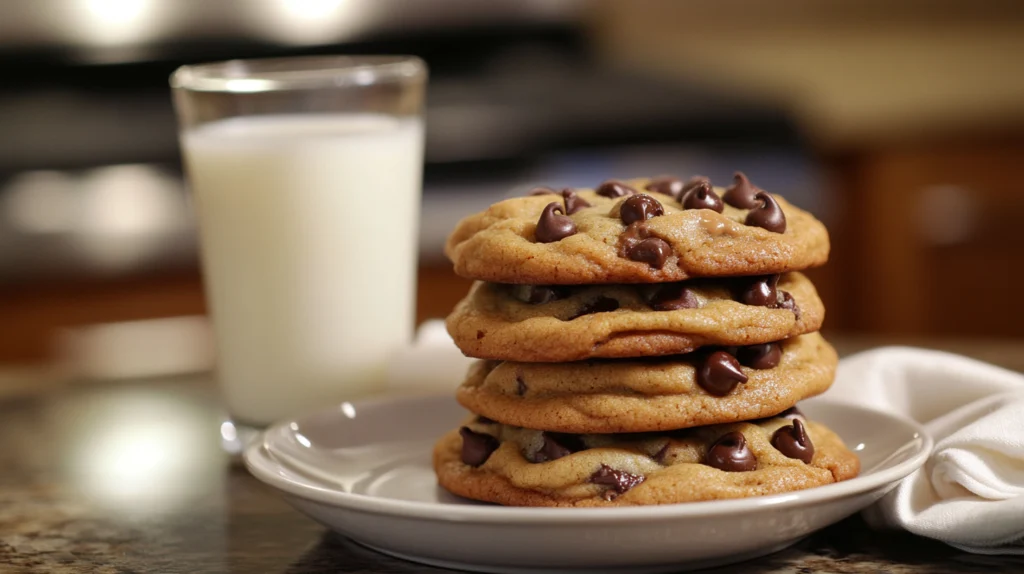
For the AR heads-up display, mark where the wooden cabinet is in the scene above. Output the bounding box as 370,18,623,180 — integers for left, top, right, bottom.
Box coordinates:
825,141,1024,336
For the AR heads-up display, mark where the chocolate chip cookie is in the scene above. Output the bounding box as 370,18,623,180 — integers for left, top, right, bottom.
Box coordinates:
456,332,836,434
445,174,829,284
433,409,860,506
447,272,823,362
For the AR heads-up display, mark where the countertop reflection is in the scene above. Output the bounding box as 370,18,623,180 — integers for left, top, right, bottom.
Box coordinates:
2,356,1023,573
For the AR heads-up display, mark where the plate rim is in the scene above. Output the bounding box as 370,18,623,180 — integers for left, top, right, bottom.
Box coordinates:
243,395,933,524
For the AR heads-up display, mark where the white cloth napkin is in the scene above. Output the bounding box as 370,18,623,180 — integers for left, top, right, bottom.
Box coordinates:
829,347,1024,554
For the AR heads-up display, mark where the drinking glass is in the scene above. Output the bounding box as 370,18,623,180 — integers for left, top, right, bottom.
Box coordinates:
171,56,427,452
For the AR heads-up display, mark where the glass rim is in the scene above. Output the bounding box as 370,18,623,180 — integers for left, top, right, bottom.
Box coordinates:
170,55,426,94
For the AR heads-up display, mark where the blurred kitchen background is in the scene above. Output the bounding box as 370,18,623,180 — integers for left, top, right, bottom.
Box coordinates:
1,0,1023,381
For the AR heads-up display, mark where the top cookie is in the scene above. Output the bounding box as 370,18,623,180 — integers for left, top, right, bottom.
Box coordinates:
445,174,830,284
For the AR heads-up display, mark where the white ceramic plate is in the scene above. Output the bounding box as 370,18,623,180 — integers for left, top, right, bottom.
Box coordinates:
244,395,931,573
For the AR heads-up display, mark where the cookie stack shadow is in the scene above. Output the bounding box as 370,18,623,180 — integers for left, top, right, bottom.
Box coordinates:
433,174,860,507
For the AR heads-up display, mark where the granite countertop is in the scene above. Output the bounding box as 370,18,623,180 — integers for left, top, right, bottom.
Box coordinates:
2,353,1024,573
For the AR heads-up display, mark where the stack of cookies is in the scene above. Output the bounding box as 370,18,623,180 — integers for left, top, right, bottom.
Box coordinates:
433,173,859,506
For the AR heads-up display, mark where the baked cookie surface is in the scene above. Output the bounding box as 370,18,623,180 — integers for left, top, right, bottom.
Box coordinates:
456,332,837,433
447,272,823,362
434,410,860,507
445,177,829,284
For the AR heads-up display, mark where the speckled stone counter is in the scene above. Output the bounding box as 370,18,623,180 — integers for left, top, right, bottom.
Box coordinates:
1,373,1023,573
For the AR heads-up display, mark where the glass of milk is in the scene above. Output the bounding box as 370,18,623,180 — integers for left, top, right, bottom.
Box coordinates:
170,56,426,450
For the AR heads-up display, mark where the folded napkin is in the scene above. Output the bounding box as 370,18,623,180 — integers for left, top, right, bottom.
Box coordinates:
829,347,1024,554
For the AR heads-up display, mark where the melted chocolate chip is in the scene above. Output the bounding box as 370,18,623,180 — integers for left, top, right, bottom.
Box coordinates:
740,275,780,307
619,194,665,225
771,419,815,464
745,192,787,233
653,441,671,463
648,284,699,311
535,202,577,243
723,172,760,209
533,432,585,463
736,342,782,369
774,291,801,319
644,176,684,197
562,189,591,215
515,370,527,396
618,222,673,269
459,427,499,467
680,181,724,213
511,285,569,304
590,464,645,499
529,187,558,196
627,237,672,269
569,296,620,320
705,431,757,472
679,175,711,198
596,180,637,198
697,351,749,396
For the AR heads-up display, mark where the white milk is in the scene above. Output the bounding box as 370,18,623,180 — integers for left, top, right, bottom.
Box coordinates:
182,114,424,425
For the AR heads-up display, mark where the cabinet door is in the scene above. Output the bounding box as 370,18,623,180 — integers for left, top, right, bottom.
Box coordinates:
846,143,1024,336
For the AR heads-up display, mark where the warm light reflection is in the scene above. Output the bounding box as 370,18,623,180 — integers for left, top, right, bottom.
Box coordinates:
74,164,184,269
79,165,177,235
75,0,163,46
66,388,215,516
340,402,357,419
84,0,149,24
2,171,77,234
280,0,345,20
260,0,372,45
224,78,277,93
220,421,238,442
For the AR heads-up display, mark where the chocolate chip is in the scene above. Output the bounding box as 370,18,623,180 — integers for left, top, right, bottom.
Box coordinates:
474,415,496,424
529,186,558,196
697,351,748,396
515,370,527,396
532,432,585,463
774,290,801,319
459,427,499,467
590,464,645,499
653,441,671,463
535,202,577,243
740,275,780,307
627,237,672,269
745,192,787,233
771,419,815,464
705,432,757,472
596,180,637,198
569,296,620,319
648,284,699,311
618,221,673,270
562,189,591,215
736,342,782,369
619,194,665,226
680,180,724,213
723,172,760,209
511,285,569,304
644,176,684,197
